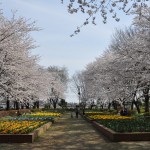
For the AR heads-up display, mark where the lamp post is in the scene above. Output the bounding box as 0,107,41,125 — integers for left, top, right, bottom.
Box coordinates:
78,86,81,105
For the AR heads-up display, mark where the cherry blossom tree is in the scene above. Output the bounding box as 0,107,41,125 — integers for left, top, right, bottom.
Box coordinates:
78,7,150,113
0,10,40,109
0,9,69,110
47,66,68,109
71,71,89,108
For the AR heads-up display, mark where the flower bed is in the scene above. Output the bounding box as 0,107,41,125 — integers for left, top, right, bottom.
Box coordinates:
96,119,150,132
88,115,133,120
0,120,48,134
0,121,52,143
92,121,150,142
83,115,150,141
85,110,117,116
0,111,62,142
9,116,54,122
7,112,62,122
29,112,62,117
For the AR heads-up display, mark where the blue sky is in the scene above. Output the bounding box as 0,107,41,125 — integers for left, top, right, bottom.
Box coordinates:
1,0,134,103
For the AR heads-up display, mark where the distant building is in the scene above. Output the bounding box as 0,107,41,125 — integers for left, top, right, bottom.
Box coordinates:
0,102,6,110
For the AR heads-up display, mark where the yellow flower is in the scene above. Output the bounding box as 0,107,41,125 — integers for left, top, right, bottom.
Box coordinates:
0,120,46,134
89,115,133,120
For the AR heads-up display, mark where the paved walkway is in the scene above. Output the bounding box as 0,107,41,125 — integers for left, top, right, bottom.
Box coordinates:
0,113,150,150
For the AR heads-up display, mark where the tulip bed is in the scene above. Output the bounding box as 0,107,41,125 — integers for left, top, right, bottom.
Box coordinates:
88,115,133,120
0,112,62,134
96,119,150,132
9,112,62,122
85,112,105,116
8,112,62,122
0,120,47,134
83,111,150,141
0,111,62,142
9,116,54,122
85,111,150,132
29,112,62,117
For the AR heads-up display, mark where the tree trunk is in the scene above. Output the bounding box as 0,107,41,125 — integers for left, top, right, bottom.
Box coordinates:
90,105,93,109
33,102,36,109
112,101,117,110
131,101,134,110
143,87,149,113
132,100,141,113
144,95,149,112
16,101,19,110
131,91,140,113
26,103,30,109
6,99,10,110
108,102,111,110
101,105,103,109
14,101,16,109
52,98,58,110
36,101,39,109
21,104,24,109
53,103,57,109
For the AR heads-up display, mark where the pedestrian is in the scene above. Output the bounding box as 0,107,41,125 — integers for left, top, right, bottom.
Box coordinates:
75,105,79,118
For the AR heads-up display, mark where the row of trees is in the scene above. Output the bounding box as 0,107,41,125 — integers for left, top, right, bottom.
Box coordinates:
0,9,68,110
72,7,150,113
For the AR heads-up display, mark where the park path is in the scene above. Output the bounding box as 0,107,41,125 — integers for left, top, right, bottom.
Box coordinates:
0,113,150,150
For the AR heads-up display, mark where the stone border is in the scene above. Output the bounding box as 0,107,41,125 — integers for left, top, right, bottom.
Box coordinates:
0,122,52,143
82,115,150,142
